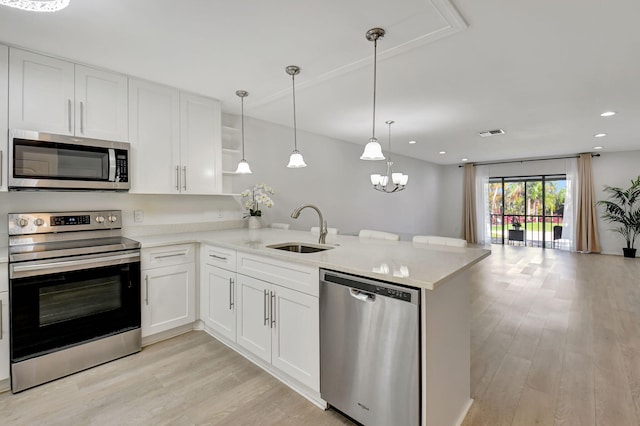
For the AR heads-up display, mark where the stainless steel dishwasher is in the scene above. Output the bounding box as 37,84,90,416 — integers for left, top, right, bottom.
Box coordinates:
320,269,420,426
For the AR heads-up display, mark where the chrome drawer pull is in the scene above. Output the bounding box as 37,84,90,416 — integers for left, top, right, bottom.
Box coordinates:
209,254,227,261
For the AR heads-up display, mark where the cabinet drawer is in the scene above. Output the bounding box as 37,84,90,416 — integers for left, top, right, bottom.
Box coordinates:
141,244,195,269
237,252,319,297
202,245,236,271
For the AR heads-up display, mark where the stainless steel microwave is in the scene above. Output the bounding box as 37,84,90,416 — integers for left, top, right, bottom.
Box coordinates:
8,129,130,191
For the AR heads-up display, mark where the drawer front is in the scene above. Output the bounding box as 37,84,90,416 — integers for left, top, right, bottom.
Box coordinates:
237,252,319,297
202,245,236,271
141,244,195,269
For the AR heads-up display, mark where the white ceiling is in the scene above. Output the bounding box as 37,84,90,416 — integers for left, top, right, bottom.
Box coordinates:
1,0,639,165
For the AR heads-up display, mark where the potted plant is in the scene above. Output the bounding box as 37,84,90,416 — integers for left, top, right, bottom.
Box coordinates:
596,176,640,258
512,217,522,230
241,183,275,229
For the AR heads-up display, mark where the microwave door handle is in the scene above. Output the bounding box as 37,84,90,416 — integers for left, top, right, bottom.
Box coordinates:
108,149,116,182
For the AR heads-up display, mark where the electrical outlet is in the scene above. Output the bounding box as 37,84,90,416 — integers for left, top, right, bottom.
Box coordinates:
218,208,224,218
134,210,144,223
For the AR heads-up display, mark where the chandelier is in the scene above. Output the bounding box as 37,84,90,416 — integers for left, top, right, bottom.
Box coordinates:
0,0,70,12
370,120,408,192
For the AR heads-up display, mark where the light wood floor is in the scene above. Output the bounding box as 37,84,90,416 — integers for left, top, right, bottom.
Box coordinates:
1,245,638,425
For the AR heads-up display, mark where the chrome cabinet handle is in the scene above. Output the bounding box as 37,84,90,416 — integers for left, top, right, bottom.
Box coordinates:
229,278,234,310
263,289,269,326
0,150,3,187
68,99,72,132
270,291,276,329
80,101,84,134
153,252,186,259
0,301,3,340
145,275,149,306
175,165,180,191
182,166,187,191
209,254,227,260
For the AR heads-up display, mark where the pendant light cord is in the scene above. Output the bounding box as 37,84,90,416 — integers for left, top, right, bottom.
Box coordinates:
387,121,392,162
240,96,246,160
292,73,298,151
372,38,377,140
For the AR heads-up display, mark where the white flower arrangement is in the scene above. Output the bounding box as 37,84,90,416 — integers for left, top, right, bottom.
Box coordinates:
241,183,275,217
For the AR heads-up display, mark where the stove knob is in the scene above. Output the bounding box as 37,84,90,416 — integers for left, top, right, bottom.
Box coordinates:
34,218,45,226
108,215,118,223
96,216,105,223
17,217,29,227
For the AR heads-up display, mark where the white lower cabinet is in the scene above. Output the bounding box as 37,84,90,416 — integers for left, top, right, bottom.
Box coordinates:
201,264,236,342
141,244,196,338
236,262,320,391
1,263,9,384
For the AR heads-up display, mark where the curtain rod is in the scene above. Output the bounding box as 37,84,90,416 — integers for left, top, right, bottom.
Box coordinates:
457,153,600,168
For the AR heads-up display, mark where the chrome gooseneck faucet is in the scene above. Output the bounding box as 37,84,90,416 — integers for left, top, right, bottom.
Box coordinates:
291,204,328,244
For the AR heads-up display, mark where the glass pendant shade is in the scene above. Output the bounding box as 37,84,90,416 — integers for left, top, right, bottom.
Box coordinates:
287,150,307,168
0,0,69,12
360,137,386,160
235,159,252,174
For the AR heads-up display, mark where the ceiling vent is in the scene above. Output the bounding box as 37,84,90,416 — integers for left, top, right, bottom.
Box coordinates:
479,129,505,137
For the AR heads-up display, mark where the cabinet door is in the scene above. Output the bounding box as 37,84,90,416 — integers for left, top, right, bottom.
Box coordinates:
9,48,75,135
0,291,8,382
75,65,128,142
179,92,222,194
236,275,271,363
201,264,236,341
271,285,320,390
0,44,8,192
142,262,195,337
128,78,180,194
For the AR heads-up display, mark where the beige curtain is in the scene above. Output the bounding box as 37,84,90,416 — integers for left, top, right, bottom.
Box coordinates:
575,153,601,252
462,164,477,243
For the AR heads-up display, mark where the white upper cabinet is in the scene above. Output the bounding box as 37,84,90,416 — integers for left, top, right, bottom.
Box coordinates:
75,65,128,141
8,48,128,141
9,49,74,135
128,78,180,194
129,78,222,195
0,44,8,192
179,92,222,194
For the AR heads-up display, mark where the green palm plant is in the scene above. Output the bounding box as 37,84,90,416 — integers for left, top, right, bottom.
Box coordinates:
596,176,640,254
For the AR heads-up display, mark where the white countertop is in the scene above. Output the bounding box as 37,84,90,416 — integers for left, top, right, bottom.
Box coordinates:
132,228,490,290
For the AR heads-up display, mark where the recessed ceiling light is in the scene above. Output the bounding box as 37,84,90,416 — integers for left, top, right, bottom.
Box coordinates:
439,151,446,155
461,158,469,162
593,146,604,150
600,111,616,117
594,133,607,138
409,140,416,144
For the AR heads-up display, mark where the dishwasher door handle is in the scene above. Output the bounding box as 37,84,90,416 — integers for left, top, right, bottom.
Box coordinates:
349,288,375,302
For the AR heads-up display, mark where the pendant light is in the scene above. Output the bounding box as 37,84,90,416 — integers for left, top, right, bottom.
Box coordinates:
0,0,70,12
234,90,252,174
370,120,408,192
360,28,386,161
286,65,307,168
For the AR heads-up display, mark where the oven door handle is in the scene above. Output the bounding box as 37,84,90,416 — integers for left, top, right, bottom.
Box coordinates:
10,252,140,279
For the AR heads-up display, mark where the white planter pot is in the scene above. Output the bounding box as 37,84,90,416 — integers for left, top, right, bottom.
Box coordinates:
248,216,262,229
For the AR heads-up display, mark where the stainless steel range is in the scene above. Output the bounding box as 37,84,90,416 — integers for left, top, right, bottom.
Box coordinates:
8,210,141,393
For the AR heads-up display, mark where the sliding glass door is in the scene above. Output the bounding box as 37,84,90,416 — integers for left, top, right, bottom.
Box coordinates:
489,175,566,248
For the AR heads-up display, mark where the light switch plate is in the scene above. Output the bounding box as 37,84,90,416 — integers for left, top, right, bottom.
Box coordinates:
134,210,144,223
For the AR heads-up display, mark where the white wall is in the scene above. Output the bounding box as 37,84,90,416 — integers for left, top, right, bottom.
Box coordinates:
229,115,442,238
592,150,640,255
438,165,464,238
0,192,241,235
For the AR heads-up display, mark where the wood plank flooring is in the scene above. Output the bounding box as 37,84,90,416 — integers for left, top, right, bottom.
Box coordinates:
1,245,638,425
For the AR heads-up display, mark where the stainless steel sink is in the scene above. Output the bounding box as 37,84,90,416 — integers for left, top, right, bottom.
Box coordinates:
267,242,334,253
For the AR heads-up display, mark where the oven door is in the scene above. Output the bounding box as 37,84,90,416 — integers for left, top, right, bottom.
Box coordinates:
9,250,141,362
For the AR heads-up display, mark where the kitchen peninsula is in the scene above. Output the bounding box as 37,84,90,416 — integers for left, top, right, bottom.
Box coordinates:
133,227,490,426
